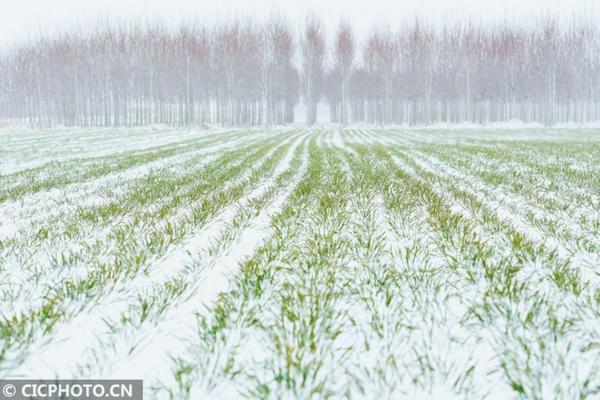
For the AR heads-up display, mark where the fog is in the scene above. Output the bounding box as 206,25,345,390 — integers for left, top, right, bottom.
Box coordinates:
1,0,599,45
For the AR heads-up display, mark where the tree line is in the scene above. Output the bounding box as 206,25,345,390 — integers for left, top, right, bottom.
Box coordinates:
1,16,600,127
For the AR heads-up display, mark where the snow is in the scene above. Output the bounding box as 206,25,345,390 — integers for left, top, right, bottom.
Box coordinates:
1,127,597,399
8,130,308,380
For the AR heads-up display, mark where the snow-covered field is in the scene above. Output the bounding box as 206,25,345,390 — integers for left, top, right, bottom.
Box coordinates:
0,127,599,399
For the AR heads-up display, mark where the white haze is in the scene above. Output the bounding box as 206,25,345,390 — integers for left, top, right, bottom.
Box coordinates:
1,0,600,45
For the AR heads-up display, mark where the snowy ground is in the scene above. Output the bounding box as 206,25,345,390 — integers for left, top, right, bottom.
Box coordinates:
0,127,599,399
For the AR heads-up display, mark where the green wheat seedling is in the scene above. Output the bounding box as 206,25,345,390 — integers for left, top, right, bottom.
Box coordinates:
0,128,598,399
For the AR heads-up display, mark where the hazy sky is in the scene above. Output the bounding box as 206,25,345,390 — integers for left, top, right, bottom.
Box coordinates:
2,0,599,44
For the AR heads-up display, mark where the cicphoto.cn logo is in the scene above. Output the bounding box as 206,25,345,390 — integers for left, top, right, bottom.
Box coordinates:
0,380,143,400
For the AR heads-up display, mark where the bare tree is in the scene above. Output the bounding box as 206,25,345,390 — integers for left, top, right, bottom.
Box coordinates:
2,16,600,128
301,16,326,126
330,20,355,126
